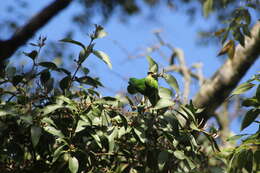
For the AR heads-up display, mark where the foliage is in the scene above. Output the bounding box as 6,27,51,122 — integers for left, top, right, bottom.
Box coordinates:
223,73,260,173
0,0,259,171
0,26,224,173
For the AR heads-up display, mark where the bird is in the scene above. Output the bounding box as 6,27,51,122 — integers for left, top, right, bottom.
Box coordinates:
127,72,160,106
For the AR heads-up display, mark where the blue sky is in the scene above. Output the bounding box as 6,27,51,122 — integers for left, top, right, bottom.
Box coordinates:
1,0,259,135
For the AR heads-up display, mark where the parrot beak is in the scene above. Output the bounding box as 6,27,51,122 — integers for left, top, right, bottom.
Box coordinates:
147,72,158,78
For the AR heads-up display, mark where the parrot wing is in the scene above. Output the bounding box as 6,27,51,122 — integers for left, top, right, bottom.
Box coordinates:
127,78,146,95
145,74,160,106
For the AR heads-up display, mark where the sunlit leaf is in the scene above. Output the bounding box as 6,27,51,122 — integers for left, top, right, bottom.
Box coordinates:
203,0,213,18
226,134,248,142
69,156,79,173
60,38,85,49
217,40,235,58
93,50,112,69
242,98,258,107
133,127,146,143
154,98,175,109
231,82,255,96
159,87,173,99
173,150,185,160
75,120,89,133
163,73,179,92
107,127,118,152
30,126,42,148
43,125,64,138
42,104,63,116
146,55,158,73
91,133,102,148
52,145,66,163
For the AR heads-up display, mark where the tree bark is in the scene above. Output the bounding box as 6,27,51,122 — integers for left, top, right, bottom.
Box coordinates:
0,0,72,61
193,21,260,123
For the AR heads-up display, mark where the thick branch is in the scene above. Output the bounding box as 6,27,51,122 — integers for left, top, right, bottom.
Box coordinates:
0,0,72,61
193,22,260,123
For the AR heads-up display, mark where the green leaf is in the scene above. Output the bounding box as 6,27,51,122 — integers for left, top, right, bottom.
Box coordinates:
52,145,66,163
43,125,64,138
243,9,251,25
226,134,248,142
159,87,173,99
75,120,89,133
233,28,245,47
60,76,71,91
12,75,23,86
222,30,229,44
30,126,42,148
82,67,89,75
39,62,57,70
163,73,179,92
146,56,158,73
231,82,255,95
69,156,79,173
254,150,260,169
154,98,175,109
42,104,63,116
91,133,102,148
107,127,118,152
256,84,260,101
133,127,146,143
115,164,128,173
93,50,112,69
158,150,169,171
6,66,16,80
78,46,92,64
60,38,85,49
119,114,128,130
203,0,213,18
204,133,220,152
76,76,103,88
45,78,54,93
41,117,56,127
241,109,260,131
242,25,251,37
23,50,38,60
57,68,71,75
245,150,253,173
40,70,51,85
180,105,196,123
173,150,185,160
242,98,258,107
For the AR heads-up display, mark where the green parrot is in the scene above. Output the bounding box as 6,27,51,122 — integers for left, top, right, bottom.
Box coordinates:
127,72,160,106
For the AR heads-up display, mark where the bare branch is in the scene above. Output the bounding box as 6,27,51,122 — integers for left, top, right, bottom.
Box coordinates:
193,21,260,123
0,0,72,61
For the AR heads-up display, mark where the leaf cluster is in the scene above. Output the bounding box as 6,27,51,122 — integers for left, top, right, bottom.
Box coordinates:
0,27,222,173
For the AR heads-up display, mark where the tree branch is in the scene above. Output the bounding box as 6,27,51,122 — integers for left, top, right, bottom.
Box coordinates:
0,0,72,61
193,21,260,123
